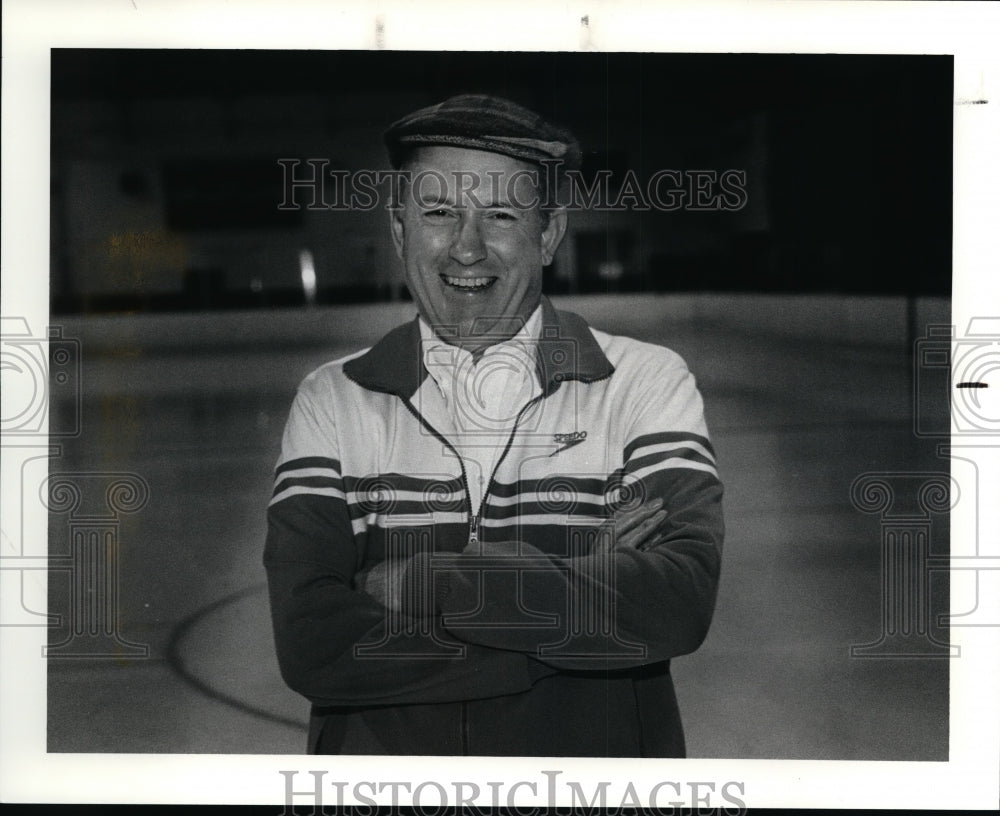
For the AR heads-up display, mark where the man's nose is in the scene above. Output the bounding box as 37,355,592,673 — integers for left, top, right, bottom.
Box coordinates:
448,213,487,266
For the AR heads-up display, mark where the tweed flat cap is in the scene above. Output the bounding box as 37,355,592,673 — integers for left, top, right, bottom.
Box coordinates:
384,94,582,172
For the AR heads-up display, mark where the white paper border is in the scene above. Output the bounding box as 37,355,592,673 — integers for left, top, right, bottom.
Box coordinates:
2,0,999,808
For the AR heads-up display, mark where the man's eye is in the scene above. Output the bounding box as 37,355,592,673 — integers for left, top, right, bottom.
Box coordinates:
423,208,455,220
488,210,518,222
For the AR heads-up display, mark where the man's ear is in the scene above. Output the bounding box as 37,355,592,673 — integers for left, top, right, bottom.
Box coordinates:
539,208,568,267
390,206,405,260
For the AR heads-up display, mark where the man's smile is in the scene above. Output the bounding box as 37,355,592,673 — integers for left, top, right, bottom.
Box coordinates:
440,274,498,292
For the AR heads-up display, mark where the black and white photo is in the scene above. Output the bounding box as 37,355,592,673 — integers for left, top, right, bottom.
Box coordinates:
1,1,998,810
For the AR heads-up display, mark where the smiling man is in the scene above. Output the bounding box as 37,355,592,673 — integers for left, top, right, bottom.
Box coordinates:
264,94,725,757
390,144,564,353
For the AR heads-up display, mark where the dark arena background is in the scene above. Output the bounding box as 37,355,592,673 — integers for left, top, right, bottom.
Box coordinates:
47,49,952,758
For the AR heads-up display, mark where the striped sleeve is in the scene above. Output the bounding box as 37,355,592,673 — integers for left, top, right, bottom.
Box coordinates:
623,431,718,482
434,354,724,669
263,374,541,709
598,358,723,659
270,456,345,506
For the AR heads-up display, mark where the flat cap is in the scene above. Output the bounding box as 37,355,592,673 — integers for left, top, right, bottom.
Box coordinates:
384,94,582,172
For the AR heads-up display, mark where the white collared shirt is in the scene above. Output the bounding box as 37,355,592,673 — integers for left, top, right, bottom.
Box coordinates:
419,306,543,516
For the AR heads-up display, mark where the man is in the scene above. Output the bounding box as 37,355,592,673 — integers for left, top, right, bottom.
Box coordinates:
264,94,724,756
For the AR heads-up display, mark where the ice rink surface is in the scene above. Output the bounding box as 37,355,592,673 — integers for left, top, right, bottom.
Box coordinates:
47,294,951,758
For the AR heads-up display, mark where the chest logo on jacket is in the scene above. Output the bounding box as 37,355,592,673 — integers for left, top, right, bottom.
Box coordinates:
550,430,588,456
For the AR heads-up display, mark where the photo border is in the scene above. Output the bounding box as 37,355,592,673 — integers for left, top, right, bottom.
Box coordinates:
2,0,999,809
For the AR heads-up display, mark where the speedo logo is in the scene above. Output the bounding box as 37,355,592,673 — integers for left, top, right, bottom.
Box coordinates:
550,430,587,456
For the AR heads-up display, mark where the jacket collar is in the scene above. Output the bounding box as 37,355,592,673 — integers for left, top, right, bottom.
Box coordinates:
343,296,615,399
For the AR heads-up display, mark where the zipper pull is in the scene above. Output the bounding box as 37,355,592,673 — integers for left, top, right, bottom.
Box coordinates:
468,514,479,547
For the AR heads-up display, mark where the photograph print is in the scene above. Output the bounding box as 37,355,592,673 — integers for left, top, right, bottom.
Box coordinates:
44,48,952,762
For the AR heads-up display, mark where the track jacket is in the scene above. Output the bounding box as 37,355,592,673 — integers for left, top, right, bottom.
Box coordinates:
264,297,724,756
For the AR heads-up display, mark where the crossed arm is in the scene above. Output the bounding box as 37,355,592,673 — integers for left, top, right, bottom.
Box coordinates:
266,464,722,705
264,363,723,707
358,473,722,671
359,497,670,615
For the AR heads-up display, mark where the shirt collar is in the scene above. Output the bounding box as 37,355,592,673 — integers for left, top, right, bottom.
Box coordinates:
418,303,543,392
343,296,615,400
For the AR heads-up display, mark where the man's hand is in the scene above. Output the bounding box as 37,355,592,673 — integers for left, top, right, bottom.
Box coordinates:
602,497,667,552
357,552,438,615
357,557,405,613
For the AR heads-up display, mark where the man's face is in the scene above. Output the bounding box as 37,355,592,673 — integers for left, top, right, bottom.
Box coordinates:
391,146,566,352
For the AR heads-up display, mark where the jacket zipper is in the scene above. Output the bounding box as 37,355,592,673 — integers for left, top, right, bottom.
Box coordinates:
400,397,475,509
401,393,543,546
472,394,543,544
402,393,542,756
